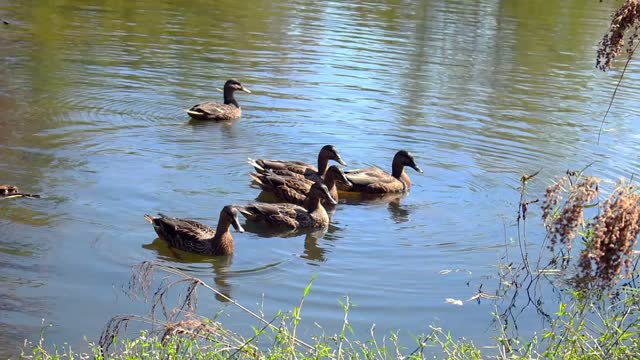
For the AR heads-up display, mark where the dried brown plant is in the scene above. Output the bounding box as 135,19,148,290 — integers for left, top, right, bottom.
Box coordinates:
577,183,640,289
542,176,600,252
597,0,640,71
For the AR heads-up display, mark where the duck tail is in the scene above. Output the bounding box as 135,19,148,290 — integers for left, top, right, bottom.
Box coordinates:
235,205,252,218
249,172,265,185
143,214,155,223
247,157,265,172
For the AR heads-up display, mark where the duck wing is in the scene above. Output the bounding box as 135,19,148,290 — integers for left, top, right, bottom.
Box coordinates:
250,172,308,205
151,214,216,242
342,168,405,193
344,167,393,186
237,203,305,229
187,101,238,120
253,159,317,175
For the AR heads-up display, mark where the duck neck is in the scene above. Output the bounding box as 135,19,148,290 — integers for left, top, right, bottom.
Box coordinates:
214,219,234,247
223,89,240,108
323,174,339,200
317,155,329,176
391,158,405,179
304,195,323,213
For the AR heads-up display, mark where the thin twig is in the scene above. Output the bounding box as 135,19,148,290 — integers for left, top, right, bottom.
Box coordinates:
598,40,640,144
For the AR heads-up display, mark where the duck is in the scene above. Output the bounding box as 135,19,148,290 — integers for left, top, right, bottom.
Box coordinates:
337,150,423,194
248,145,347,183
143,205,244,256
235,182,337,230
250,165,351,206
185,79,251,121
0,184,40,199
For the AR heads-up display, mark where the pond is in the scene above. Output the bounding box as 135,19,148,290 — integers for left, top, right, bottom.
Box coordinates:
1,0,638,357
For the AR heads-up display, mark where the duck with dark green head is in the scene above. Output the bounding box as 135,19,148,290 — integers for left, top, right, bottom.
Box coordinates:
185,79,251,121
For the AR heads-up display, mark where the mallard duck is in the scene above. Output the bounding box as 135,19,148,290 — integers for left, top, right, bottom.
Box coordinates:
248,145,347,183
250,165,351,206
337,150,423,194
235,182,337,230
0,184,40,199
143,205,244,256
185,79,251,121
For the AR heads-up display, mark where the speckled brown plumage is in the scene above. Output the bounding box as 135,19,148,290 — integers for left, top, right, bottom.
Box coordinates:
338,150,423,194
248,145,346,183
0,184,40,199
143,206,244,256
236,182,337,229
185,79,251,121
250,165,351,206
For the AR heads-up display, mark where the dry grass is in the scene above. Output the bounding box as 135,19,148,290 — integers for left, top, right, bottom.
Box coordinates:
542,175,600,252
597,0,640,71
577,183,640,289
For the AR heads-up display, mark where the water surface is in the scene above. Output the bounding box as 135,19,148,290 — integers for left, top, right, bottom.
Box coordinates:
1,0,637,356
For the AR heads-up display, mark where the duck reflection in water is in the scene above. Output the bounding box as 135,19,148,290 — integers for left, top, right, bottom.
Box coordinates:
240,221,337,264
142,238,233,303
339,192,411,223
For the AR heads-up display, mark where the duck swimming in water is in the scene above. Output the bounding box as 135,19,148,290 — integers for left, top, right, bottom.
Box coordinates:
143,205,244,256
0,184,40,199
248,145,347,183
185,79,251,121
235,182,337,230
337,150,422,194
250,165,350,206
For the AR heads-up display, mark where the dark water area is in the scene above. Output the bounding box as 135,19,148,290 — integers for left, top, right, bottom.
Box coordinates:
1,0,638,357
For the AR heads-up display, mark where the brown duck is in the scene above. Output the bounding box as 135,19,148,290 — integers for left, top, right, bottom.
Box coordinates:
250,165,351,206
235,182,337,230
143,205,244,256
185,79,251,121
337,150,423,194
0,184,40,199
248,145,347,183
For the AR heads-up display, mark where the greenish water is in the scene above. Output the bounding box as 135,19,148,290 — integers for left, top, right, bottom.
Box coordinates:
1,0,638,357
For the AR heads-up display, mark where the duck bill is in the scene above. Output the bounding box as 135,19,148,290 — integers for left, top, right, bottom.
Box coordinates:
335,154,347,166
323,189,338,205
338,173,352,187
232,216,245,233
412,164,423,173
240,86,251,94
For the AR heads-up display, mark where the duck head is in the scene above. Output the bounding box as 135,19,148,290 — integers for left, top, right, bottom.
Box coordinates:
221,205,245,233
308,182,338,205
320,145,347,166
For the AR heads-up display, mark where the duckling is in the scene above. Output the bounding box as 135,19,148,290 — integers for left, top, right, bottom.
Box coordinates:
337,150,422,194
235,182,337,230
248,145,347,183
185,79,251,121
0,184,40,199
143,205,244,256
250,165,351,206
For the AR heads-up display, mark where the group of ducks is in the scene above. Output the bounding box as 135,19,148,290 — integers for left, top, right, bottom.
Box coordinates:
2,80,423,258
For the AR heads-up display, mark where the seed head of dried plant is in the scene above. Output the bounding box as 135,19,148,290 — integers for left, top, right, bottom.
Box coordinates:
577,183,640,290
541,176,600,253
597,0,640,71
